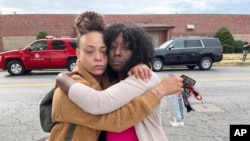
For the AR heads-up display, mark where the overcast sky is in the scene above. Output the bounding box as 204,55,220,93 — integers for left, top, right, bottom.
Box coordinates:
0,0,249,15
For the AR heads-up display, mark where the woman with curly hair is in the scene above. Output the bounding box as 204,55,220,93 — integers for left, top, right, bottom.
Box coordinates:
56,20,184,141
104,23,169,141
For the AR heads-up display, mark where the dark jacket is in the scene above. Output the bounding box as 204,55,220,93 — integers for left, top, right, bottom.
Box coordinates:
243,42,250,50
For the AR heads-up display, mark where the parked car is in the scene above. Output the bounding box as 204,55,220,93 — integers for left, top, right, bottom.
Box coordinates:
0,37,77,76
152,37,223,71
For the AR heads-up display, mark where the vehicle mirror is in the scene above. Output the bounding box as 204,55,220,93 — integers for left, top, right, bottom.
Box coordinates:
28,46,32,51
168,45,174,50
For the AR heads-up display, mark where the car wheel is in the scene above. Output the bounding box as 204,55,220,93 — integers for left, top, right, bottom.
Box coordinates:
186,65,196,69
198,57,212,70
6,60,25,76
67,59,76,71
152,58,163,71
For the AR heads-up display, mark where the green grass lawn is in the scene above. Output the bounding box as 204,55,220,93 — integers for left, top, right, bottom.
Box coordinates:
223,53,249,60
213,53,250,66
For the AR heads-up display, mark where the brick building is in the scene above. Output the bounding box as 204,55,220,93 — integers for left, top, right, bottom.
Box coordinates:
0,14,250,52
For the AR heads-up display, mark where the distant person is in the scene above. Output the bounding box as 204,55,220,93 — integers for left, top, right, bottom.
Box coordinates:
242,41,250,61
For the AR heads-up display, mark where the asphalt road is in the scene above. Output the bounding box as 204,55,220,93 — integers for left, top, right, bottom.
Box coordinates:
0,67,250,141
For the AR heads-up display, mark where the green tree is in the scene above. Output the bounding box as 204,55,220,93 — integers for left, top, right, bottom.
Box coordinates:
37,30,48,39
214,26,235,53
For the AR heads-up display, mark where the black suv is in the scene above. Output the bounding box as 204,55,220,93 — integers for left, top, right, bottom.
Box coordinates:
152,37,223,71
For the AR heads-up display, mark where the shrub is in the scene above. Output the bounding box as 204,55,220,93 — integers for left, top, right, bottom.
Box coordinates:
223,44,235,53
37,30,48,39
214,26,235,53
234,40,244,53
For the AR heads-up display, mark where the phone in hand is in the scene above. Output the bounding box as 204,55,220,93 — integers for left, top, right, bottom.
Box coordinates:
181,74,196,86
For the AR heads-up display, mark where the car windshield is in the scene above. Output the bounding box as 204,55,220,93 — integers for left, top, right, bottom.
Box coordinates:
158,40,173,49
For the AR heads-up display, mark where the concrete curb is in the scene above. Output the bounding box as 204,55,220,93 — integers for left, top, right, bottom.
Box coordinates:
0,60,249,73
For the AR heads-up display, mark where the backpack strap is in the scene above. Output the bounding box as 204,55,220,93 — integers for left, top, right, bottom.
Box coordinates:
65,124,77,141
64,71,83,141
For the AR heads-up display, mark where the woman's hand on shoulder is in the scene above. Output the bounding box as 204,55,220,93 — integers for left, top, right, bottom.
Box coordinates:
55,71,78,94
127,64,152,82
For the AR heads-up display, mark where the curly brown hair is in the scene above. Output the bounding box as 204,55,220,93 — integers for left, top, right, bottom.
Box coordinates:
74,11,105,35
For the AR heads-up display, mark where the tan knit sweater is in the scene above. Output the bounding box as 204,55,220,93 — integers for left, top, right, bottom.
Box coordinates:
49,61,160,141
